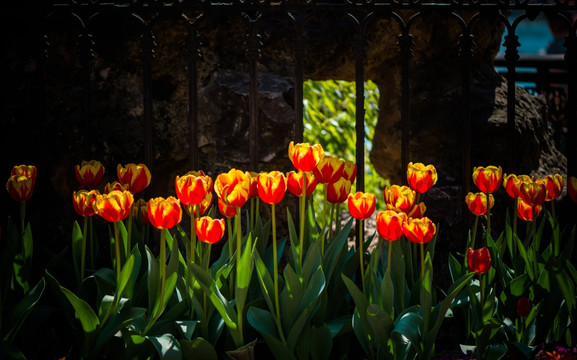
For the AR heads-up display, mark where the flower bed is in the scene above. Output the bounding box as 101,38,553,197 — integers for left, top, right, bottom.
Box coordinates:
2,142,576,360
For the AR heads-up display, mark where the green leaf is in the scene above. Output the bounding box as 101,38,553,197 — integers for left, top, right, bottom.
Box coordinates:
180,337,217,360
95,306,146,350
310,324,332,360
176,321,198,342
146,246,160,316
247,307,296,360
72,221,83,282
509,273,529,297
366,304,393,353
146,333,182,360
253,251,276,315
392,307,423,357
3,277,45,342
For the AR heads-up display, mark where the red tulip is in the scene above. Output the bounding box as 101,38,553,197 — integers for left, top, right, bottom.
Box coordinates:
193,192,213,217
6,175,35,202
376,210,407,241
195,216,225,244
215,169,251,208
148,196,182,230
407,162,437,194
117,163,151,194
287,171,318,197
342,160,357,185
502,174,532,199
11,165,37,186
257,171,287,205
103,181,129,194
248,172,259,199
347,192,376,220
473,166,503,193
517,297,531,318
288,141,324,172
465,192,494,216
75,160,104,188
516,197,542,221
383,185,416,214
520,180,547,207
218,198,236,218
407,202,426,219
313,154,345,184
403,216,436,244
326,178,351,204
467,247,491,275
175,171,212,206
93,190,134,223
539,174,564,201
72,189,99,217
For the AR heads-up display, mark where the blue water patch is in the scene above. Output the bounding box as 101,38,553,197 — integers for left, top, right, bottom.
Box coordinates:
497,12,556,55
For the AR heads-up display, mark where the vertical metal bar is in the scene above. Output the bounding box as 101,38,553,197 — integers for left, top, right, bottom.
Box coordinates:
187,24,202,170
293,29,306,144
503,30,520,173
245,26,262,172
80,31,93,127
398,31,414,184
353,31,366,192
459,30,473,229
565,32,577,177
141,27,155,167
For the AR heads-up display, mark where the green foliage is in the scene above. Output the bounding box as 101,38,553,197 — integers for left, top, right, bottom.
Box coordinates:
304,80,388,202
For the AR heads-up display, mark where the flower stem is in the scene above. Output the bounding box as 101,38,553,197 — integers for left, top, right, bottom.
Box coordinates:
486,192,491,244
89,216,95,269
157,228,167,321
19,201,25,236
227,217,234,296
236,207,242,270
359,219,365,294
81,216,88,281
127,210,133,258
114,221,121,284
387,240,393,274
191,205,197,264
298,174,306,270
272,203,282,334
470,215,479,250
420,242,425,280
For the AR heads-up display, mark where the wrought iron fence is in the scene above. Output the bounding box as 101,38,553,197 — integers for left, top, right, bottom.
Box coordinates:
18,0,577,196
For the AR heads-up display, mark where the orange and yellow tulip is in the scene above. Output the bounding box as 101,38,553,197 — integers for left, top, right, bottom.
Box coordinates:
287,171,318,197
6,175,35,202
257,171,287,205
502,174,532,199
218,197,237,218
148,196,182,230
117,163,151,194
473,166,503,193
342,160,357,184
520,180,547,207
313,154,345,184
403,216,436,244
517,198,542,221
326,178,351,204
376,210,407,241
383,185,416,214
407,162,437,194
195,216,225,244
407,202,426,219
347,191,376,220
75,160,104,188
569,176,577,203
93,190,134,223
103,181,129,194
248,172,259,199
215,169,251,208
72,189,99,217
467,247,491,275
539,174,564,201
11,165,37,186
288,141,324,172
465,192,494,216
175,171,212,206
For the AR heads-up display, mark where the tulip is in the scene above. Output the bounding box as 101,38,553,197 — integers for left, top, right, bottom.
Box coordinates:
288,141,324,172
404,216,436,279
104,181,129,194
132,198,149,225
75,160,104,188
472,165,503,193
11,165,37,186
148,197,182,230
193,192,213,217
465,192,494,216
569,177,577,203
517,197,542,221
93,190,134,223
215,169,251,208
218,197,236,219
467,247,491,275
342,160,357,185
407,202,426,219
327,178,352,204
175,171,212,206
376,210,407,242
287,171,318,197
195,216,225,244
117,163,151,194
383,185,416,214
540,174,564,201
347,192,376,221
257,171,287,205
73,190,99,218
376,210,407,273
248,172,259,199
72,189,100,280
517,297,531,318
6,175,34,202
502,174,532,199
313,154,345,184
407,162,437,194
520,180,547,207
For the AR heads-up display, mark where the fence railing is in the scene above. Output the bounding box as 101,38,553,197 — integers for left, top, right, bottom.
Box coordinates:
36,0,577,197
